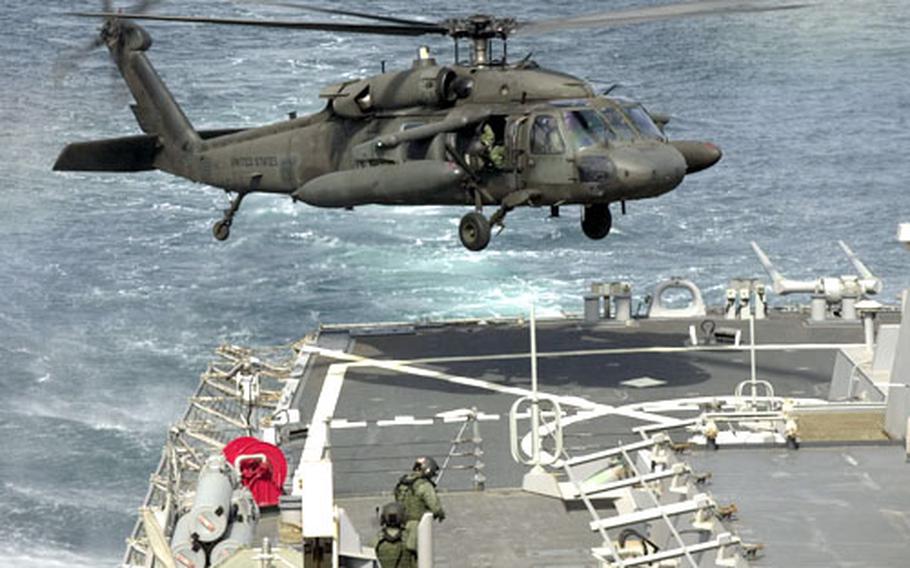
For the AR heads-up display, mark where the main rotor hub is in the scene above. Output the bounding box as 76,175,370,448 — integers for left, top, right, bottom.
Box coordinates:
443,15,517,66
443,15,517,40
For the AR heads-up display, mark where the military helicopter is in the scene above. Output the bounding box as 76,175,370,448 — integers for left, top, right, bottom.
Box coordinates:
54,0,803,251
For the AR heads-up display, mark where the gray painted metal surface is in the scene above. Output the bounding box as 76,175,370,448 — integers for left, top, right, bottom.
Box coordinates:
687,446,910,567
123,300,909,567
885,299,910,438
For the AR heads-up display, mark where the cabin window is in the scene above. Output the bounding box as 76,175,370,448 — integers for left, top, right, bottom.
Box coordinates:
530,115,565,155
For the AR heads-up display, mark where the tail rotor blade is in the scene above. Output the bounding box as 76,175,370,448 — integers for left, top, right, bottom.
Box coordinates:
54,0,164,85
53,35,106,84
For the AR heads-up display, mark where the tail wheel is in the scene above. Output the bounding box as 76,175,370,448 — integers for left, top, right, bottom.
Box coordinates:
213,220,231,241
459,212,491,251
581,203,612,240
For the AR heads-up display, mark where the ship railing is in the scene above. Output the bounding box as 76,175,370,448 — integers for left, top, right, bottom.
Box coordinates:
121,343,298,568
553,434,749,568
436,407,486,491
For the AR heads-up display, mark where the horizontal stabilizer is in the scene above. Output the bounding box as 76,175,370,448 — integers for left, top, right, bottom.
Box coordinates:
53,129,245,173
54,135,159,172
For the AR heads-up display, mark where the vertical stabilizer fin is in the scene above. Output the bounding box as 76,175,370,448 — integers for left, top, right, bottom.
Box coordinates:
102,19,201,154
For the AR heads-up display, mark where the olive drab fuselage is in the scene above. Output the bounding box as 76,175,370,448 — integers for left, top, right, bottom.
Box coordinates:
54,18,722,250
190,64,690,207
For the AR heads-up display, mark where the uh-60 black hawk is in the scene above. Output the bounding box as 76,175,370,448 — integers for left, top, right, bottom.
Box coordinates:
55,1,803,251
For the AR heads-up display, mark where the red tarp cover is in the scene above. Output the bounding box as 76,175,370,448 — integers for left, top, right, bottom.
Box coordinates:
222,436,288,507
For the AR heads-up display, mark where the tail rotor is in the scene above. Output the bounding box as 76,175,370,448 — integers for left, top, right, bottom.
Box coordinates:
53,0,160,83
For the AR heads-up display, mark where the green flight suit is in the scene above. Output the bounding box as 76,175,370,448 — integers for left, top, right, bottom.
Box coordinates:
374,526,415,568
395,473,445,552
480,124,505,168
395,473,445,522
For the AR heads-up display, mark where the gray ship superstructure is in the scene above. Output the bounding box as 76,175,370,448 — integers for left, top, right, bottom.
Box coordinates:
121,226,910,568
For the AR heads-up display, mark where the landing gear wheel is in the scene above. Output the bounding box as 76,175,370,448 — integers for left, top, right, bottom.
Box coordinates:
459,212,491,251
212,192,246,242
213,220,231,241
581,203,613,240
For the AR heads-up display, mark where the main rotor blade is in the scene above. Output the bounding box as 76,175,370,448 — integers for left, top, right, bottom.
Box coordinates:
70,11,449,37
127,0,162,14
517,0,810,36
238,1,438,28
53,35,105,83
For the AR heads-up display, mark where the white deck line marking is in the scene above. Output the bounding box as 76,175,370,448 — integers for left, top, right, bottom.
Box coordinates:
390,343,866,365
621,377,667,388
330,419,368,429
302,363,347,461
301,345,678,425
436,409,472,422
377,416,436,427
477,413,500,421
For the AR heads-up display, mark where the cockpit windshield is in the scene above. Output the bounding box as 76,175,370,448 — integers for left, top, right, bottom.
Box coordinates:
623,104,665,140
562,109,612,150
597,105,638,141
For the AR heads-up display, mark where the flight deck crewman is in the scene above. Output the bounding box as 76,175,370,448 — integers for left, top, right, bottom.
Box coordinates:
394,456,446,554
479,123,505,168
374,502,415,568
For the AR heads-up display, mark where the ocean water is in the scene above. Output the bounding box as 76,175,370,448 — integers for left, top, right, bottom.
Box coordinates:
1,0,908,565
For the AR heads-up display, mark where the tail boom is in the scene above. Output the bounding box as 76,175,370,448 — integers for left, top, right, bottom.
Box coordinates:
101,19,201,168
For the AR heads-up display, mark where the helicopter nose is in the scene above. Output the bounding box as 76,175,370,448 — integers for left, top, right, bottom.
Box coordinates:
670,140,723,174
608,143,687,198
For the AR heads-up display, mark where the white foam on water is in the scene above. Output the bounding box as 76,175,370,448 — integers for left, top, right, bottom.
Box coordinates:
0,546,106,568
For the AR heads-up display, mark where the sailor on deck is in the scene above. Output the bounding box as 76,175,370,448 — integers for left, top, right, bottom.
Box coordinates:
394,456,446,556
374,502,415,568
396,456,446,523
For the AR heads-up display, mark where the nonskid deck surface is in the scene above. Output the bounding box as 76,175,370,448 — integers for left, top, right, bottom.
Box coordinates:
334,445,910,568
281,313,900,566
338,490,599,568
297,315,863,492
686,445,910,566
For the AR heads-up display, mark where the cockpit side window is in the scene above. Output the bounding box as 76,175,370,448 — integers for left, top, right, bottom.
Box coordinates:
530,115,565,155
